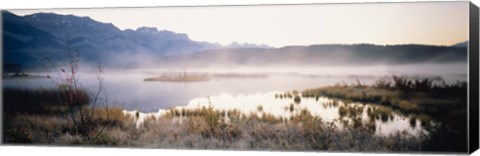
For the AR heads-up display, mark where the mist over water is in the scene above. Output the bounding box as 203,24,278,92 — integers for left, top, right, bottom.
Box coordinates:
2,8,470,148
2,63,466,136
3,63,467,112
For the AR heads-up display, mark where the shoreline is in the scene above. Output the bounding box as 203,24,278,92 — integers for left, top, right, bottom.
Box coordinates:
2,76,468,152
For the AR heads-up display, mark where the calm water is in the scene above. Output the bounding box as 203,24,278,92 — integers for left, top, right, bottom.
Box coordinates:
3,64,467,135
3,64,467,112
132,92,428,136
3,72,384,112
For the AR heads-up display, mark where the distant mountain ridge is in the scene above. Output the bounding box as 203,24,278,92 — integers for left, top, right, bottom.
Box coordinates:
2,11,224,70
157,44,467,68
3,11,68,69
451,41,468,48
2,11,467,72
225,42,272,49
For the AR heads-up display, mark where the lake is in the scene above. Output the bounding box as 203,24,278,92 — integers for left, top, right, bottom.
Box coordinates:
3,64,467,136
128,91,429,136
3,64,467,111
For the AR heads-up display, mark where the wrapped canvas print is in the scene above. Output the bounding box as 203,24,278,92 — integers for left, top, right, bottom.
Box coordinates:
1,1,479,154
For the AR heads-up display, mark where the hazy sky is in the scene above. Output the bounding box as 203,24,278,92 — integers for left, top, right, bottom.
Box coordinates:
10,2,469,47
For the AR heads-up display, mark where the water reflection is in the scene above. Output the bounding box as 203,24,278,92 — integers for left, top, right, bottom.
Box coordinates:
3,69,454,136
3,71,465,112
3,72,384,112
127,91,427,136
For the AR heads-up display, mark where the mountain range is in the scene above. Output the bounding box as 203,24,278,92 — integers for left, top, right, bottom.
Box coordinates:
157,44,467,68
451,41,468,48
2,11,468,72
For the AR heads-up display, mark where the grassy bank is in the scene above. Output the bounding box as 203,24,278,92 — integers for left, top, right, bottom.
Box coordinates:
2,76,468,152
3,88,132,144
301,76,468,152
144,73,210,82
2,88,423,151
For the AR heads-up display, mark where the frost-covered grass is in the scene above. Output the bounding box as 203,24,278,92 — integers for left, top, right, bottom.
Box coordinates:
3,95,424,152
301,76,468,152
2,76,468,153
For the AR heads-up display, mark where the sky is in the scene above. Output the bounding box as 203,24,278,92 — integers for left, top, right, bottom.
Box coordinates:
9,1,469,48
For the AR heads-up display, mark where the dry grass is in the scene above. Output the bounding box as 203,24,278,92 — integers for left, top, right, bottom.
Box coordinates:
89,107,133,128
301,76,467,152
3,78,465,152
4,102,426,152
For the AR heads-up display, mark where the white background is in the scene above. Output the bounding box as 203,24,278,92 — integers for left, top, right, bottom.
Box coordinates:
0,0,479,156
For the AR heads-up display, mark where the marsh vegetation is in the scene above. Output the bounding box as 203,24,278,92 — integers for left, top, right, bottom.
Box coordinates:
302,76,467,151
2,75,467,152
3,87,423,151
144,72,211,82
2,8,470,153
143,72,269,82
0,39,468,152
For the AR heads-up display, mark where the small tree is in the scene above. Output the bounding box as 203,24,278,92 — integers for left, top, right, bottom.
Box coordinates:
48,39,111,141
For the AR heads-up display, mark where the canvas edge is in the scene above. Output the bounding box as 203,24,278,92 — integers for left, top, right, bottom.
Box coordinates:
469,1,480,154
0,1,475,155
1,8,4,146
